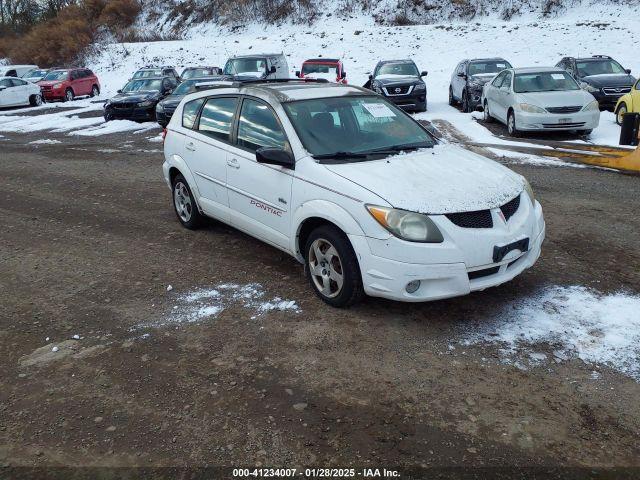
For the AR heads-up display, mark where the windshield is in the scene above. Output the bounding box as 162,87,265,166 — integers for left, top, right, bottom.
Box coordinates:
514,71,579,93
302,63,338,76
133,69,163,79
42,70,68,81
223,58,267,76
376,63,419,78
122,79,162,92
182,68,214,79
576,59,626,77
469,60,511,76
283,96,434,161
24,69,48,78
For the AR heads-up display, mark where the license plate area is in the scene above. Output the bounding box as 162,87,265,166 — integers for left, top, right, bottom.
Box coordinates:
558,118,572,124
493,238,529,263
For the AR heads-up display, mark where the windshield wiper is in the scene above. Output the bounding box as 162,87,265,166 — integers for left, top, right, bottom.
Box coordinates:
312,151,371,160
367,142,432,153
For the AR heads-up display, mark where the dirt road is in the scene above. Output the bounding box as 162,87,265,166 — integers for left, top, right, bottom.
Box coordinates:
1,115,640,478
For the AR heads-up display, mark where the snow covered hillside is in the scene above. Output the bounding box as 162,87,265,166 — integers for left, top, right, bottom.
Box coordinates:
88,3,639,149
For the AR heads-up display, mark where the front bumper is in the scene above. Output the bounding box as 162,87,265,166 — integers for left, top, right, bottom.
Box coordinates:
383,92,427,111
41,88,65,100
467,87,484,109
105,105,156,121
515,109,599,132
350,197,545,302
156,108,176,127
590,91,627,111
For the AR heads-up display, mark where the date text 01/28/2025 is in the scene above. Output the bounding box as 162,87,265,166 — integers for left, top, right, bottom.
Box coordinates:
232,468,401,477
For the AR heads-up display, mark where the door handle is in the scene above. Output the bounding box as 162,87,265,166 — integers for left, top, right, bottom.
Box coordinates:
185,142,196,151
227,158,240,169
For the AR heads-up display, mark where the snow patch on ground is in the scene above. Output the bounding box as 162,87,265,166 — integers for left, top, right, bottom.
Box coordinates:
29,139,62,145
462,286,640,380
68,120,158,137
137,283,301,329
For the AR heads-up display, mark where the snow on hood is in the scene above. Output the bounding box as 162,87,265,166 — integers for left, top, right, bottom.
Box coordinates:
471,73,497,83
324,144,525,214
516,89,593,108
375,74,418,82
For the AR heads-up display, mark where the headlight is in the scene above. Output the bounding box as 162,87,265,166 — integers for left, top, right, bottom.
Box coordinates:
517,103,546,113
580,82,599,93
414,83,426,91
53,83,62,89
523,179,535,205
468,80,484,89
366,205,443,243
156,102,164,112
138,100,154,107
582,100,599,111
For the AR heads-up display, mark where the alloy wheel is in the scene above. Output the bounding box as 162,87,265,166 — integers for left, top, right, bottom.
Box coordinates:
508,114,515,135
173,182,193,223
483,102,490,121
308,238,344,299
617,105,627,125
66,90,74,102
92,86,99,97
35,95,42,106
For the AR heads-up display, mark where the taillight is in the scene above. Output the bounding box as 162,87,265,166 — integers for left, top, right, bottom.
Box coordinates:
162,128,168,144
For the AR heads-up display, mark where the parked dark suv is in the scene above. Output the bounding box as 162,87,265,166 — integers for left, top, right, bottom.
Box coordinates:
364,60,427,112
156,75,228,127
132,66,181,83
181,67,221,80
555,55,635,111
449,58,512,112
104,76,177,122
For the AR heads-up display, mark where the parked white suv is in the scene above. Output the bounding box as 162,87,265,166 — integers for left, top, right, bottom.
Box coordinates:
162,80,545,307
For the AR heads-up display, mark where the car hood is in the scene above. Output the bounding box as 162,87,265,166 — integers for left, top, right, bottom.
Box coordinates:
374,75,422,86
159,95,184,108
581,74,635,87
38,80,65,86
516,89,594,107
109,91,160,103
470,73,497,85
323,144,524,214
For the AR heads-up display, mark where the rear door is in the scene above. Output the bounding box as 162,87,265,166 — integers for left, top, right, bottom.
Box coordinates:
183,95,238,222
0,78,18,106
486,71,506,117
225,96,293,249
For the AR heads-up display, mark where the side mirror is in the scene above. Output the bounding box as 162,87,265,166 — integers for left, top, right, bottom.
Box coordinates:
456,71,465,78
117,89,122,93
421,71,428,77
270,65,276,74
626,69,632,75
295,70,300,78
256,147,295,169
368,74,373,80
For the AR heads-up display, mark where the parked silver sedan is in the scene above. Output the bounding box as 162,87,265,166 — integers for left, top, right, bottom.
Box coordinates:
481,67,600,136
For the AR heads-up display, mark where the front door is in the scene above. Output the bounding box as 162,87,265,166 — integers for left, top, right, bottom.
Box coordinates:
183,95,239,223
226,97,293,249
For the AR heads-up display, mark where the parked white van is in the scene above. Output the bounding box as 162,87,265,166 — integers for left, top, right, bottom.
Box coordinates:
223,54,289,80
0,65,38,78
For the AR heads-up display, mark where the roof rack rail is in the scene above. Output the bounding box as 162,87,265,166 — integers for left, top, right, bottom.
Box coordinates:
193,77,331,91
592,55,612,59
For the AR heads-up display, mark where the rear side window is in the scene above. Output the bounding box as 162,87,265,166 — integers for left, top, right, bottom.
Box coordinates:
11,79,27,86
182,98,205,129
237,98,287,152
197,97,238,141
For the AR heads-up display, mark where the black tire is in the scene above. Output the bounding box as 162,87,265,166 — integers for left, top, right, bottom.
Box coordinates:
304,225,364,308
448,86,455,106
104,110,114,122
507,110,520,137
90,84,100,97
483,100,493,123
29,94,43,106
615,102,627,126
581,129,593,136
63,88,74,102
462,90,471,113
172,174,204,230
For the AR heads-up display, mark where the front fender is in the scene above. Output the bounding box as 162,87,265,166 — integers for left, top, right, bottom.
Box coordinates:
291,200,366,261
616,92,632,111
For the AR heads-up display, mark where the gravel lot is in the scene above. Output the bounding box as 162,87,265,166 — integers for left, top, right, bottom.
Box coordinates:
1,105,639,478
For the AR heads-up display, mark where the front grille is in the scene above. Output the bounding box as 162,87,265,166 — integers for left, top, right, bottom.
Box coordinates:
383,85,413,96
446,210,493,229
542,122,586,128
500,195,520,222
546,106,582,114
468,266,500,280
603,86,631,96
113,103,136,109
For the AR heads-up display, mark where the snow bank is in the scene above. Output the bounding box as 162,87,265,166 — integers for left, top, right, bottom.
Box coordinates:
462,286,640,380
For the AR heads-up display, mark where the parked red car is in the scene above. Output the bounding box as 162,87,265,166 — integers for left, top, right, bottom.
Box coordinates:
38,68,100,102
295,58,347,84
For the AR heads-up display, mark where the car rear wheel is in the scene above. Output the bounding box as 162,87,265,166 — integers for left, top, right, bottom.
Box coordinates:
483,100,493,123
615,103,627,126
448,86,455,106
63,89,74,102
507,110,519,137
29,94,43,106
305,225,364,308
172,174,204,229
90,85,100,97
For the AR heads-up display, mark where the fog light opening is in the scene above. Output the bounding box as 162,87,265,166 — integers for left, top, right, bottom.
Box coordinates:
406,280,421,294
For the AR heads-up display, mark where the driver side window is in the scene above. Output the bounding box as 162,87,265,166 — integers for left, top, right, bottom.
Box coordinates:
501,72,513,90
492,71,506,88
237,98,288,153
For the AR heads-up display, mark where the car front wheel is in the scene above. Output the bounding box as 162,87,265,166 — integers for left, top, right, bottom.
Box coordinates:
462,90,471,113
305,225,364,308
29,94,43,106
448,86,455,106
64,89,74,102
507,110,519,137
172,174,204,229
615,103,627,126
483,100,493,123
90,85,100,97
